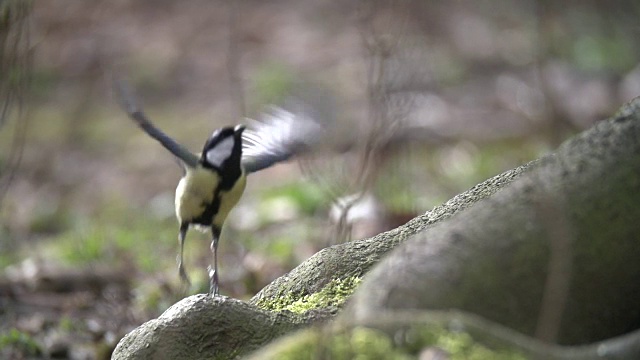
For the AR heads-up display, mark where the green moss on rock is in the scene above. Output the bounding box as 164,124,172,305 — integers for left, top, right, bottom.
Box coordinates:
254,327,412,360
404,325,527,360
251,324,527,360
255,276,362,313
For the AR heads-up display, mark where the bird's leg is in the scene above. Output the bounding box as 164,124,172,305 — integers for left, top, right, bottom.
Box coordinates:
178,223,191,286
208,227,221,297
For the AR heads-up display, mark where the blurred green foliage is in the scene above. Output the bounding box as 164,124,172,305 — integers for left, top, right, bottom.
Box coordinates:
58,316,74,332
260,182,326,216
403,326,527,360
28,207,71,235
572,34,636,72
0,329,42,358
260,324,526,360
253,63,296,106
44,203,176,273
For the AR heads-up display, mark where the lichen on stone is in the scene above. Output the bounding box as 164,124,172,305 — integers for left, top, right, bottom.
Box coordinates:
255,276,362,313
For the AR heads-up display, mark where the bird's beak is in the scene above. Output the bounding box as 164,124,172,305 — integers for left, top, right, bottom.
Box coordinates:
234,124,245,134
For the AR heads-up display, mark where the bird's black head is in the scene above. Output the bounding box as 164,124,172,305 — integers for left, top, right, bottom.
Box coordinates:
201,125,245,172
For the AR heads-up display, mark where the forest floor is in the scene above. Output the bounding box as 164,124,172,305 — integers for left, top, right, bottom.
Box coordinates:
1,1,638,359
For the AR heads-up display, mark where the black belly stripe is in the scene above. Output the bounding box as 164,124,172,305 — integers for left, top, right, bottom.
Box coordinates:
193,195,221,227
190,162,241,231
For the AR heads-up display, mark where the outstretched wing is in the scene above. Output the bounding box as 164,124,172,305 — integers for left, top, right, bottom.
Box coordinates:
113,78,199,168
241,105,324,174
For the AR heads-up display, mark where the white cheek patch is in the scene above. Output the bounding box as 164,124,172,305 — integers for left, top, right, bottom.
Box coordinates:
205,136,235,168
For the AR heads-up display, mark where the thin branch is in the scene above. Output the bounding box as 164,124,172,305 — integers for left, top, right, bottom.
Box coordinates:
0,1,32,210
227,0,246,120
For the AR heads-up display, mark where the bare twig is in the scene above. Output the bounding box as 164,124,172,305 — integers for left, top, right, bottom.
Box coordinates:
533,0,580,147
0,1,32,210
227,0,246,120
327,0,408,243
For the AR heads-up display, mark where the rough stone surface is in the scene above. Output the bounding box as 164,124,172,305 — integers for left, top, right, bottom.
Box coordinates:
114,98,640,359
348,97,640,345
112,295,310,360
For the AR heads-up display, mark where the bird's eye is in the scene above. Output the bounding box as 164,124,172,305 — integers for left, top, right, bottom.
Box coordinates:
205,136,235,168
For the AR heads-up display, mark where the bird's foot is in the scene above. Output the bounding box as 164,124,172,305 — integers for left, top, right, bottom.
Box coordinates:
178,260,191,287
207,265,219,297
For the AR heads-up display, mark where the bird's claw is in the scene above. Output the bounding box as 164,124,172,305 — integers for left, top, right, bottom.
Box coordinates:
178,261,191,287
207,265,219,297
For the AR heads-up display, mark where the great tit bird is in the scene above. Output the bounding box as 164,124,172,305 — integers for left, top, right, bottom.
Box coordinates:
115,80,322,296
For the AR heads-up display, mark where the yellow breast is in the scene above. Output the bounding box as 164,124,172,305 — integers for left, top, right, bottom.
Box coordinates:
175,167,219,224
174,166,246,229
213,173,246,228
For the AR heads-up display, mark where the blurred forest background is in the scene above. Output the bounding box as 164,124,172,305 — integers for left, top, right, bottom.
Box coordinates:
1,0,639,359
